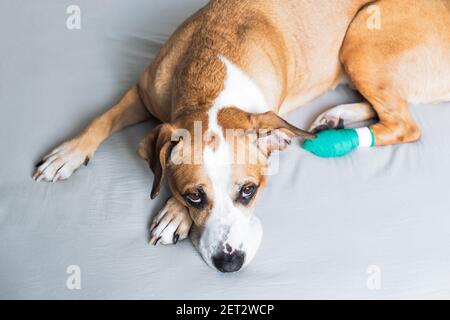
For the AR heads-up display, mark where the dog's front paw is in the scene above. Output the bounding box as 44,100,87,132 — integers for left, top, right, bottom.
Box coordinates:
309,103,377,133
33,140,92,182
309,110,345,133
150,197,192,246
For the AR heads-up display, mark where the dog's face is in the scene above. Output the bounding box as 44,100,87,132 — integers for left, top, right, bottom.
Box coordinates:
138,107,314,272
167,127,267,272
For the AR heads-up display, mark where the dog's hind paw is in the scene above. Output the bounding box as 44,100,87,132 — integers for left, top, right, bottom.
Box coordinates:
150,197,192,246
33,140,91,183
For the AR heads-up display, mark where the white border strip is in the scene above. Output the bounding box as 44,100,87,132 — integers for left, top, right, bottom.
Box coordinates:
356,127,373,148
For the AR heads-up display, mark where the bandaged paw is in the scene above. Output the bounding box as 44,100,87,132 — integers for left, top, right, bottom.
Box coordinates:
302,127,374,158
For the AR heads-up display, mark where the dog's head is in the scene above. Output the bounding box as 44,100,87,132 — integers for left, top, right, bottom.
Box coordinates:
138,107,314,272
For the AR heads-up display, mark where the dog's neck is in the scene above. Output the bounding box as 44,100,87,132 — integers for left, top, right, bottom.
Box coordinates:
172,54,270,136
170,51,264,136
170,0,278,122
172,52,228,120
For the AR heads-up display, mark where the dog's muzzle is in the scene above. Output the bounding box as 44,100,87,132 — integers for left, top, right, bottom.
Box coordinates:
191,214,263,273
211,243,246,272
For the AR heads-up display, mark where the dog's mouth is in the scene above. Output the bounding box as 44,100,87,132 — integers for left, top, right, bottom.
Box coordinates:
190,215,263,273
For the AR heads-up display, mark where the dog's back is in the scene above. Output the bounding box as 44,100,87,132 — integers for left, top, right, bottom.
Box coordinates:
140,0,373,118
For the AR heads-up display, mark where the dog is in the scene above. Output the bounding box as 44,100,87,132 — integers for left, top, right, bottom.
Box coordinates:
33,0,450,272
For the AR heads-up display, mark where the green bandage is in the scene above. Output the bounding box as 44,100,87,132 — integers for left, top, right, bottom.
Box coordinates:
303,127,375,158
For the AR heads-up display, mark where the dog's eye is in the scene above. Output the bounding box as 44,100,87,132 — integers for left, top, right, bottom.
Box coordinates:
186,192,201,203
184,189,206,208
239,184,257,201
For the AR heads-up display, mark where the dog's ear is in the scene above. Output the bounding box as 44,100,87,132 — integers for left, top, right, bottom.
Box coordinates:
249,111,315,156
137,123,179,199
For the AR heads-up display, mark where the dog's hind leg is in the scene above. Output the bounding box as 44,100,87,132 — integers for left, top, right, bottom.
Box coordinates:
33,86,151,182
339,1,430,147
362,97,420,146
339,60,421,146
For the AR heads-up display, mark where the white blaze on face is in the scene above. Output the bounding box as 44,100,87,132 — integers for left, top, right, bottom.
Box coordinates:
194,56,266,271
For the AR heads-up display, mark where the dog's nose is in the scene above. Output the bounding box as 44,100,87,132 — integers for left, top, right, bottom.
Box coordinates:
211,245,246,273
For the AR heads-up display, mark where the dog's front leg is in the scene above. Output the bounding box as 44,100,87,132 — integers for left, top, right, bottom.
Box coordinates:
150,197,192,246
33,86,150,182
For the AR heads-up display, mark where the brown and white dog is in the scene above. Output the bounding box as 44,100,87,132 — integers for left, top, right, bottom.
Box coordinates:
33,0,450,272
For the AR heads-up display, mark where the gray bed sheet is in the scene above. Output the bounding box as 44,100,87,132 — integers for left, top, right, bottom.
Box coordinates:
1,0,450,299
